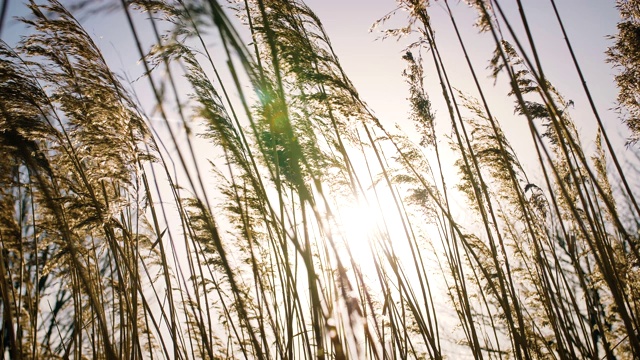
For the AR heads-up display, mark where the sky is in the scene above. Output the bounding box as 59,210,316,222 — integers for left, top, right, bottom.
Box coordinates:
274,0,628,228
2,0,624,156
301,0,624,156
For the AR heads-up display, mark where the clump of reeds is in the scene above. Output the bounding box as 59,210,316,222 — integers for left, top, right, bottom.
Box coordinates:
1,0,639,359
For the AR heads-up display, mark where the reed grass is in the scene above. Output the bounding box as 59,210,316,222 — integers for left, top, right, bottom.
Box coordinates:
1,0,639,359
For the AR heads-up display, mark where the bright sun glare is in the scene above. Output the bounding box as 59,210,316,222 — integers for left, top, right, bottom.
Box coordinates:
330,187,410,268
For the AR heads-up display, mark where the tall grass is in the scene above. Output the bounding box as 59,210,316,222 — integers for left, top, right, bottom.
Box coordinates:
1,0,639,359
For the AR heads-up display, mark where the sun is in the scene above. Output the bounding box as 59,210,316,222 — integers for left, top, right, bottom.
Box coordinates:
328,187,410,266
336,199,381,244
